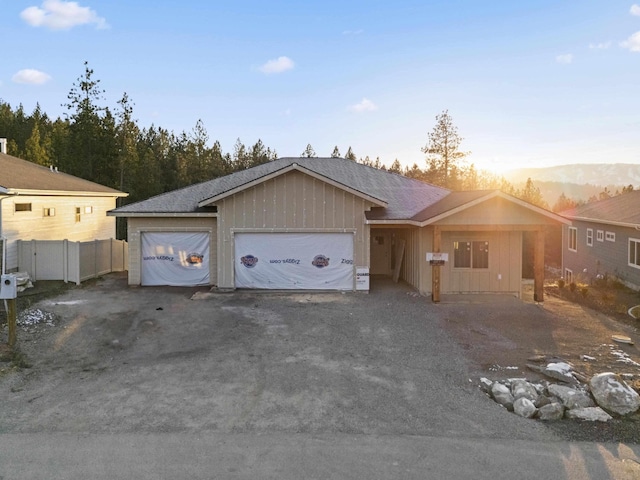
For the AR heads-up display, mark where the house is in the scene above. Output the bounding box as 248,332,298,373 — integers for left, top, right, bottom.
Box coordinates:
560,190,640,291
0,140,128,274
108,157,568,301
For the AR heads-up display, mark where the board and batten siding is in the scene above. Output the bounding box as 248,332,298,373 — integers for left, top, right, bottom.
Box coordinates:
1,194,117,271
127,217,217,286
216,170,373,289
441,230,522,294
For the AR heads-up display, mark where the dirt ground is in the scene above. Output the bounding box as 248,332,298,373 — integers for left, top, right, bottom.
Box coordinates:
1,273,640,443
439,283,640,388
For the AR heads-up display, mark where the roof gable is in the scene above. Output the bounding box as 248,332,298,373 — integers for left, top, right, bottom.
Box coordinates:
111,157,450,218
0,152,126,196
198,162,388,207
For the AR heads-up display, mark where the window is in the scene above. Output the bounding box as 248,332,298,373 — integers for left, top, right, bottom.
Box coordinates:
453,240,489,269
630,238,640,269
586,228,593,247
43,208,55,217
15,203,32,212
568,227,577,252
84,206,93,214
564,269,574,284
75,207,81,223
605,231,616,242
597,230,604,242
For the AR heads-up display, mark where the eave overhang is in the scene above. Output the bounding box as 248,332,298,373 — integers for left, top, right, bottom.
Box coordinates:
107,211,217,218
565,216,640,230
6,188,128,198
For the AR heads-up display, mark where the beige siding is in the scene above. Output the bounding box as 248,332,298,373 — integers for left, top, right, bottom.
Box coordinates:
217,170,373,289
436,196,559,226
1,194,117,271
127,217,217,286
441,230,522,295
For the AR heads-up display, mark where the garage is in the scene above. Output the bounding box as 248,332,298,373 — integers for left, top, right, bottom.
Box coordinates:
141,232,211,286
234,232,354,290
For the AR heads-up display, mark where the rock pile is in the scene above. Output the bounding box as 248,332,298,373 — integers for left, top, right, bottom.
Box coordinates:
480,363,640,422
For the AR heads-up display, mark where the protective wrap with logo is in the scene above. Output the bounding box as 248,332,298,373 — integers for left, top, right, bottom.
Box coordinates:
234,233,354,290
141,232,210,286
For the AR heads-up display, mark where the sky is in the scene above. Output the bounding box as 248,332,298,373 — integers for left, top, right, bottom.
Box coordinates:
1,1,639,173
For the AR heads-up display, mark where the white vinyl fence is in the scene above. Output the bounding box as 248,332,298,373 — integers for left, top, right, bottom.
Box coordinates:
18,239,128,285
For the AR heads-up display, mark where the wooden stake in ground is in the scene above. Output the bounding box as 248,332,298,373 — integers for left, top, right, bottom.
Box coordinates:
7,298,16,347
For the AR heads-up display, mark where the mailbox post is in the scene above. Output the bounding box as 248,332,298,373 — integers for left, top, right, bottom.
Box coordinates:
1,274,18,347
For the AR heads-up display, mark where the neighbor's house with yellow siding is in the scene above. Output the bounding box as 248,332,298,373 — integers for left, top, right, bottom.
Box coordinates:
0,139,127,273
109,157,568,302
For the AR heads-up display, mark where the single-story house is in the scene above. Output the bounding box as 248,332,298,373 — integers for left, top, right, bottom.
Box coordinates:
0,140,128,274
560,190,640,291
109,157,568,301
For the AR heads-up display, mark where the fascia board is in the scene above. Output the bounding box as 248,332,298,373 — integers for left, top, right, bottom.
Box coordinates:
107,212,217,218
9,188,128,197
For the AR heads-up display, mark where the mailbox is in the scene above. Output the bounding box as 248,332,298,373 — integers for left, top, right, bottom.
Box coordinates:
0,274,17,299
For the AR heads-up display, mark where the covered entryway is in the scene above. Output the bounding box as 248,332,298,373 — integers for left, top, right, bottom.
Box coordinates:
234,232,354,290
140,232,211,286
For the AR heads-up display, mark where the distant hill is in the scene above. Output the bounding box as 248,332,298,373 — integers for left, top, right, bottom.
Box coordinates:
503,163,640,205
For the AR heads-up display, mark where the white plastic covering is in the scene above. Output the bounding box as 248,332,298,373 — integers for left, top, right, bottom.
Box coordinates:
141,232,210,286
234,233,354,290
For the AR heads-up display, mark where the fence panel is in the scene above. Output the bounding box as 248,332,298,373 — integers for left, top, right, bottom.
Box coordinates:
17,239,127,284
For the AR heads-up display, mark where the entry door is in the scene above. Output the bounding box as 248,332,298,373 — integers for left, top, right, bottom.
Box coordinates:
371,232,391,275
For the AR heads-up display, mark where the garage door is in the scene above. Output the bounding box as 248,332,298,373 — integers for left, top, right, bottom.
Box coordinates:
141,232,210,286
234,233,354,290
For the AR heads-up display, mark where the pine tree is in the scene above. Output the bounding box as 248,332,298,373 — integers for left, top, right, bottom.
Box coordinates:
421,110,469,188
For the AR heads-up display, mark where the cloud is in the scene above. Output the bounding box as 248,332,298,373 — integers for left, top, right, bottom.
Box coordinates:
589,41,611,50
12,69,52,85
20,0,108,30
259,56,295,74
620,31,640,51
555,54,573,64
631,4,640,16
342,29,364,35
348,98,378,113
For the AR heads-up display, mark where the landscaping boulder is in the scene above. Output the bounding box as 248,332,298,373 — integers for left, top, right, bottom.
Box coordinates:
565,407,612,422
513,397,537,418
538,402,565,421
547,384,594,410
589,372,640,416
491,382,514,410
511,379,538,402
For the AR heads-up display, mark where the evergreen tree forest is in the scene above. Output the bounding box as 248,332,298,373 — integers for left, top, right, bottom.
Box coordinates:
4,62,622,222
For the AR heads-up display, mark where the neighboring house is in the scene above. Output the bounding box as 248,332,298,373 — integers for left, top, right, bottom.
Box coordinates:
0,141,128,273
109,157,568,301
560,190,640,291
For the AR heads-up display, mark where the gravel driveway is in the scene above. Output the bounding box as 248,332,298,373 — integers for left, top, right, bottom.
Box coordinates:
0,273,580,442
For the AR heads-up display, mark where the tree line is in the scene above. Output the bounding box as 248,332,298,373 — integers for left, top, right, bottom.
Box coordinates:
1,62,629,217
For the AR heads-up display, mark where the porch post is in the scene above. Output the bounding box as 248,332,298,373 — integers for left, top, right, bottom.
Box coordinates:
534,227,545,302
432,226,441,303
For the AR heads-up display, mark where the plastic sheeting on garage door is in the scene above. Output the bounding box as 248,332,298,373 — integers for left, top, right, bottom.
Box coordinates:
141,232,210,286
234,233,354,290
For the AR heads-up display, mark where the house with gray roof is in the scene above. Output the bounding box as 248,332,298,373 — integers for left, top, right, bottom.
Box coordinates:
109,156,568,300
0,142,127,274
560,190,640,291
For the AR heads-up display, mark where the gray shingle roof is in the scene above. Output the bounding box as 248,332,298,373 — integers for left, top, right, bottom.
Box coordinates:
111,157,451,219
560,190,640,226
0,152,125,195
